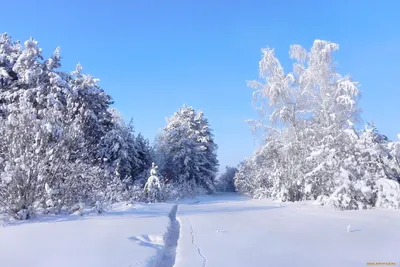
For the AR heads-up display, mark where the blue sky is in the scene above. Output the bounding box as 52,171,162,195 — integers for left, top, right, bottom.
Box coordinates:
2,0,400,172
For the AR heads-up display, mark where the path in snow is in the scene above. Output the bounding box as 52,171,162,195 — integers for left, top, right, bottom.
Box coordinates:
132,204,180,267
1,193,399,267
154,204,180,267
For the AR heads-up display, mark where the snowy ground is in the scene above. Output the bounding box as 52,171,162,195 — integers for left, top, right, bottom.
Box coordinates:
177,194,400,267
1,193,400,267
0,203,172,267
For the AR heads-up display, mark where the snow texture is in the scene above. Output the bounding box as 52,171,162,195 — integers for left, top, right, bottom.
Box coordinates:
376,178,400,209
1,193,399,267
0,202,171,267
176,193,400,267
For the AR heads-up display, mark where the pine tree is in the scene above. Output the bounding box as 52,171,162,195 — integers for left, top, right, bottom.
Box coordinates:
134,133,154,182
156,105,219,194
144,163,162,202
102,109,138,180
66,63,114,165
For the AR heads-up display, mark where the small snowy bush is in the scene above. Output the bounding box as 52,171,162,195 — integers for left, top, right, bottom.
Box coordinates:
144,163,163,202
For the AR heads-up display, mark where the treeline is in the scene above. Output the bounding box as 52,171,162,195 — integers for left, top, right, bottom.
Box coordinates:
1,34,399,220
0,34,219,220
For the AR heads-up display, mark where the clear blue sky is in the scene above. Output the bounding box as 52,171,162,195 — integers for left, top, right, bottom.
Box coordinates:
2,0,400,172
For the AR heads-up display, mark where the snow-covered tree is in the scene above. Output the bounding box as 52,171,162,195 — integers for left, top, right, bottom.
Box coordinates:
134,133,154,182
144,163,162,202
156,105,219,194
216,166,238,192
0,33,128,219
0,83,107,219
237,39,400,209
66,63,114,165
101,109,139,189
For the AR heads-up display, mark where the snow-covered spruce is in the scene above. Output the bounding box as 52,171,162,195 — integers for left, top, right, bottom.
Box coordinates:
155,105,219,196
144,163,163,202
235,39,400,210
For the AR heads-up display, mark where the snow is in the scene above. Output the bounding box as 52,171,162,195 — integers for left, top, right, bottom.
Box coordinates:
0,67,10,78
1,193,400,267
376,178,400,209
0,202,172,267
176,193,400,267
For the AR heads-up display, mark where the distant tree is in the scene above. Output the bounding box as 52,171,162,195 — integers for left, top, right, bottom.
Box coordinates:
134,133,154,182
216,166,238,192
156,105,219,194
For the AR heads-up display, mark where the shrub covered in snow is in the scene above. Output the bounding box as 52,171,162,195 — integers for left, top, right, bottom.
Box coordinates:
144,163,163,202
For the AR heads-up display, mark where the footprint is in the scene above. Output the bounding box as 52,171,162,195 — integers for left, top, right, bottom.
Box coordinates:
129,234,164,250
